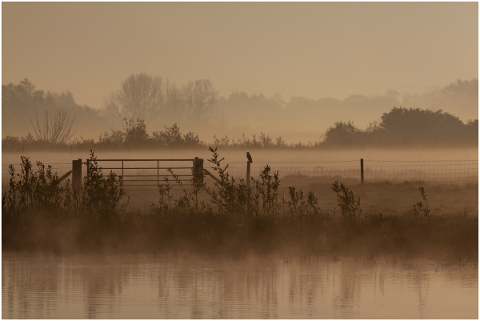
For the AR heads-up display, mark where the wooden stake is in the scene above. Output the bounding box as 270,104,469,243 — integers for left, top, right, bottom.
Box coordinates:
361,158,364,185
72,159,82,189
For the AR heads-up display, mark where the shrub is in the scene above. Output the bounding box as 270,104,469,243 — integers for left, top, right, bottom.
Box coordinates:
152,123,204,148
79,150,128,230
2,151,128,252
331,180,362,219
2,156,70,216
286,187,322,219
251,165,280,216
204,147,250,215
413,186,431,217
123,118,149,146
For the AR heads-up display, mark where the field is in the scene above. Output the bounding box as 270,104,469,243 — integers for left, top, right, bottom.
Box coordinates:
2,147,478,262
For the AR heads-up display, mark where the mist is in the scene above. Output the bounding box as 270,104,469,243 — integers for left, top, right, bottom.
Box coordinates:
2,2,478,144
2,2,477,319
2,77,478,146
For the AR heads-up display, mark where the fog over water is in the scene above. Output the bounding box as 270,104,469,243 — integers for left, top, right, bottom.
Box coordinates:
2,2,477,319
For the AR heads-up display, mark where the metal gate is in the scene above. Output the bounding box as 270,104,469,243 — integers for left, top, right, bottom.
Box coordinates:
87,157,204,188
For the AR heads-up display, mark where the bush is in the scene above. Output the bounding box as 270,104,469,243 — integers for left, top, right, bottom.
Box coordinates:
204,147,250,215
331,180,362,219
2,151,128,252
78,150,128,231
2,148,477,261
413,186,431,217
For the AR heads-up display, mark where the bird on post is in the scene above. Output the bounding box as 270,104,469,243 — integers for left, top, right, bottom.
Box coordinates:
246,152,253,163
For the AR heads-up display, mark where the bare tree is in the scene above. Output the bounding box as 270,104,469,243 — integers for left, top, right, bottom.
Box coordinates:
181,79,219,123
104,73,164,125
30,109,75,144
163,79,184,124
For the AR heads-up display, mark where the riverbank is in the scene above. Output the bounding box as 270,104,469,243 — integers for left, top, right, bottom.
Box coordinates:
2,150,477,261
3,207,477,262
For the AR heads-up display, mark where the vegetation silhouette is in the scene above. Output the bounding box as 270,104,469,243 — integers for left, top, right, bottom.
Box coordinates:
3,106,478,152
3,78,478,151
3,78,106,139
322,107,478,147
2,148,477,261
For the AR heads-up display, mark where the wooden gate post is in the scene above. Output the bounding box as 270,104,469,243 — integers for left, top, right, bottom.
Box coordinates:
86,159,91,181
193,157,204,184
360,158,364,185
72,159,82,189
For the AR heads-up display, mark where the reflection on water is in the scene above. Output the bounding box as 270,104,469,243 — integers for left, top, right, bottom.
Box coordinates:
2,253,477,319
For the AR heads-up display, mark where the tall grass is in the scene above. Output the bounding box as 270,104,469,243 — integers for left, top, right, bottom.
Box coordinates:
2,148,478,261
2,150,128,252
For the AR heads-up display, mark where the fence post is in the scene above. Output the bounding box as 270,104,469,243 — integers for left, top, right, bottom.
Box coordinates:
246,161,251,188
86,159,90,182
193,157,204,184
72,159,82,189
360,158,364,185
247,160,251,215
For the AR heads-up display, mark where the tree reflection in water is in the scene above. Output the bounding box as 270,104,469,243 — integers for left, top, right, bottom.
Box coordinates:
2,253,477,319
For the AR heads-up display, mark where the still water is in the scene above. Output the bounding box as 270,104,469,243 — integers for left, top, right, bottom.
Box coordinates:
2,253,477,319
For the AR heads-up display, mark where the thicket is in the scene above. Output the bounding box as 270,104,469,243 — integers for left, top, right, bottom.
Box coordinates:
4,109,478,152
3,119,207,151
323,107,478,147
2,151,128,251
2,148,477,260
2,117,318,151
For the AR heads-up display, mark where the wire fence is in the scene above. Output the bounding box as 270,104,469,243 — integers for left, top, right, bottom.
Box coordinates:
225,160,478,185
2,159,478,188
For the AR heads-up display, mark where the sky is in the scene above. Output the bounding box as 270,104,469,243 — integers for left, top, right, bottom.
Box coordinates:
2,2,478,110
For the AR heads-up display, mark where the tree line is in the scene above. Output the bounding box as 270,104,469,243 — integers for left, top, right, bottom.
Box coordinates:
2,76,478,150
2,107,477,151
2,75,220,138
323,107,478,147
2,118,312,151
104,73,219,126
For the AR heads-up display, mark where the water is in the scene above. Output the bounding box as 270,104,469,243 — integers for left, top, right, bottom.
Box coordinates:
2,253,477,319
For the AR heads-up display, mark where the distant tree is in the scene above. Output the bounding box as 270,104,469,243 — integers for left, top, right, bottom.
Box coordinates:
379,107,465,145
98,129,125,148
123,118,149,146
323,121,360,147
152,123,183,146
181,79,219,123
151,123,203,147
465,119,478,145
3,79,45,115
163,79,184,124
104,73,164,125
183,131,202,146
441,78,478,97
3,79,105,138
321,107,477,148
30,109,76,144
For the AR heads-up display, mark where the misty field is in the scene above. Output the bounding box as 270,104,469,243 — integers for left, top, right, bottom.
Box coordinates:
2,148,478,263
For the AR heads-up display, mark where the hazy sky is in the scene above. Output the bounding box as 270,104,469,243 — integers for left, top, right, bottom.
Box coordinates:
2,2,478,109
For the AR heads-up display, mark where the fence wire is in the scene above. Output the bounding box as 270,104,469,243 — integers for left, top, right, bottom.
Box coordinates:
226,160,478,185
2,159,478,188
